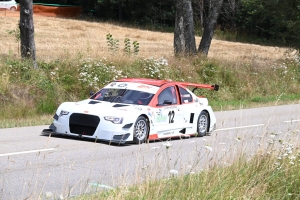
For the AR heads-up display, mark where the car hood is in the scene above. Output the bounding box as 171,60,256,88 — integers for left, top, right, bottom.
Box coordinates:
60,99,142,116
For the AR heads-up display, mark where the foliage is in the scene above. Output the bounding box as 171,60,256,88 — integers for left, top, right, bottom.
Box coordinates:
236,0,300,52
76,136,300,200
1,51,300,123
123,38,131,55
6,24,20,43
133,41,140,55
106,33,119,53
106,34,139,55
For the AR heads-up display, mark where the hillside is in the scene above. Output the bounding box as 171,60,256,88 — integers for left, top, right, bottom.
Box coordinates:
0,12,287,64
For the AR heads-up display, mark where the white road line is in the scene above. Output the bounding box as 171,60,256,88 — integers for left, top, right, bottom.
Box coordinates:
0,148,56,157
284,119,300,123
216,124,265,131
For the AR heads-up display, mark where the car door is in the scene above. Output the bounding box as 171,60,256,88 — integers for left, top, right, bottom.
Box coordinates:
178,86,196,129
153,86,183,136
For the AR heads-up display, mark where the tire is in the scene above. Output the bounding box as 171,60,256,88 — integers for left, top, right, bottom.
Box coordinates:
133,116,149,144
10,7,16,11
197,111,209,137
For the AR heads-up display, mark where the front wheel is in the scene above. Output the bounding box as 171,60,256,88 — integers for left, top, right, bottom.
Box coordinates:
133,116,149,144
197,111,209,137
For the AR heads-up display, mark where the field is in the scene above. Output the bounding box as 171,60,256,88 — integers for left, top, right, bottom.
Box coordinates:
1,11,300,128
1,11,287,63
1,11,300,200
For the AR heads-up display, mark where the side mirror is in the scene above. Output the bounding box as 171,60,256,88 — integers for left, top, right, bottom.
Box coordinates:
163,100,172,105
156,100,172,107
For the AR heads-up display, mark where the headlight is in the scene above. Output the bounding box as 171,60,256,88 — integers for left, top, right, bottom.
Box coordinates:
59,110,69,117
104,116,123,124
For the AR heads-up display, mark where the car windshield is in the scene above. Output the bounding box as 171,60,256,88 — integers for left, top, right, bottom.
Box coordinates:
90,88,154,105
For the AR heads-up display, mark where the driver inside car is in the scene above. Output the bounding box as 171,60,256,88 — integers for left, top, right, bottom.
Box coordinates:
137,92,152,105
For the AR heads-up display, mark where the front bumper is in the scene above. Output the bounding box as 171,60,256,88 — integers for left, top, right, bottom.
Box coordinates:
42,118,133,144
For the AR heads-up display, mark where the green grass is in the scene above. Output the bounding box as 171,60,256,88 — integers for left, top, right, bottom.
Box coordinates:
75,141,300,200
0,52,300,127
1,44,299,199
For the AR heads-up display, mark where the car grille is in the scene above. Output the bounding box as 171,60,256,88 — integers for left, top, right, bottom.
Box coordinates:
69,113,100,136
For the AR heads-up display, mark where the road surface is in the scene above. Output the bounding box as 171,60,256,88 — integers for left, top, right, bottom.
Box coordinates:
1,104,299,199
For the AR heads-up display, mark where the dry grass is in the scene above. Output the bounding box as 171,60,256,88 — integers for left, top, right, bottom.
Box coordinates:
0,12,287,65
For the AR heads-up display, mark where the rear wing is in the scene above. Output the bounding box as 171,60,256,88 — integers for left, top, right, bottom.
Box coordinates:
177,82,219,92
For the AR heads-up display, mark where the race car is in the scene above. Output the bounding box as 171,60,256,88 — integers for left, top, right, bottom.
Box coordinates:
42,78,219,144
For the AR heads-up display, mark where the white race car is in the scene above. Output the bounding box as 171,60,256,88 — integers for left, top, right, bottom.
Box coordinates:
42,78,219,144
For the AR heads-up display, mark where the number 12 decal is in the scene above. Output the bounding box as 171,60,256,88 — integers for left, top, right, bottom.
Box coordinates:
168,110,175,123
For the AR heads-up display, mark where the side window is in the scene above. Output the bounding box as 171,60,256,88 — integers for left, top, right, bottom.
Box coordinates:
179,87,193,103
158,86,177,105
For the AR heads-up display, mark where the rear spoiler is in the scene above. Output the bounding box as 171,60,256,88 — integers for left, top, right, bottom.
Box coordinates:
177,82,219,92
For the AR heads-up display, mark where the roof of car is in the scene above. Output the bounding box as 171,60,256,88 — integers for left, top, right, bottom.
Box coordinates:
116,78,218,90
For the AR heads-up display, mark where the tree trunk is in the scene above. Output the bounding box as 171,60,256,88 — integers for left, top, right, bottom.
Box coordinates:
19,0,37,68
198,0,223,56
174,0,196,55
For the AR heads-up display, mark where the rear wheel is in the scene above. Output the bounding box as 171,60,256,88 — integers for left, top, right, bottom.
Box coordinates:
133,116,149,144
197,111,209,137
10,7,16,11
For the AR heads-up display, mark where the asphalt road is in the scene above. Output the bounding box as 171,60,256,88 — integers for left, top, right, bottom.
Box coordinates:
1,104,300,199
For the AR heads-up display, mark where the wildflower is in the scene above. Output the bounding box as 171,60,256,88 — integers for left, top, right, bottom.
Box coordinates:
205,145,213,151
163,141,172,149
235,138,241,142
290,161,294,165
45,191,53,198
59,194,64,200
289,156,296,160
170,169,178,175
269,134,276,139
142,166,148,170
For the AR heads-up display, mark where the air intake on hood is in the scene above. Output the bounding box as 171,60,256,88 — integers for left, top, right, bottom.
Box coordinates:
113,104,129,107
89,101,101,104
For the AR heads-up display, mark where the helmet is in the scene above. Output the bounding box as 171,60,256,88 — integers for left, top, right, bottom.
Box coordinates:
140,92,152,99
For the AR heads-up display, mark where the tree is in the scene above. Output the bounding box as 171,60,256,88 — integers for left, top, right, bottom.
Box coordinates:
198,0,224,56
19,0,37,68
174,0,197,55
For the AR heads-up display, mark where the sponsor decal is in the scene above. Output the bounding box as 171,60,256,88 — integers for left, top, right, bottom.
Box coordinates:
134,106,142,111
117,108,127,111
150,120,155,128
118,83,127,88
110,82,116,87
163,131,174,135
84,111,89,113
137,85,152,89
163,106,177,110
156,115,167,123
183,94,191,98
194,98,199,103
